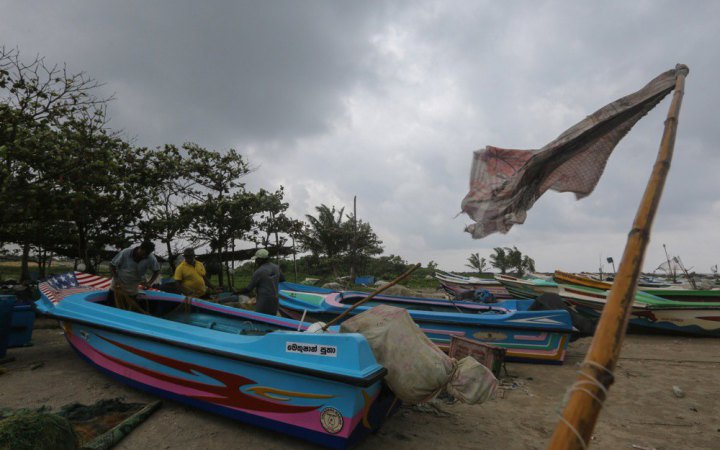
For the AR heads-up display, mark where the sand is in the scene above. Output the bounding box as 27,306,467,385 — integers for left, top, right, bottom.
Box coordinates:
1,318,718,450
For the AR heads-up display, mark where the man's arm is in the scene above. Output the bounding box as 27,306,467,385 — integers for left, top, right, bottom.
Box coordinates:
238,270,261,295
142,270,161,290
203,275,219,292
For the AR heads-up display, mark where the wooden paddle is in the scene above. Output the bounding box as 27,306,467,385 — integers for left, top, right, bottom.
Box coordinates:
321,263,422,331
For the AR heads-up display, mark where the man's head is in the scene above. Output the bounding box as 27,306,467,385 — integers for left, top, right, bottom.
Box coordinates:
183,248,196,263
134,240,155,260
252,248,269,263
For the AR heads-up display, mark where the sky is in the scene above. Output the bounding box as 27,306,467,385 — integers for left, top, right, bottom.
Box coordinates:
2,1,719,274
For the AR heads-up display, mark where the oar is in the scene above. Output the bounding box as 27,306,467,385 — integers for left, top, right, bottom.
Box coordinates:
548,64,689,450
321,263,422,331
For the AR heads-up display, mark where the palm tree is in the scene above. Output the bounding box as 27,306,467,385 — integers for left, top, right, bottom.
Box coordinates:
489,247,512,274
466,253,487,273
299,204,347,259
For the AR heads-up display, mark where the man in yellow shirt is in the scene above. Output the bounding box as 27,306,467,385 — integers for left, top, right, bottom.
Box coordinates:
173,248,216,298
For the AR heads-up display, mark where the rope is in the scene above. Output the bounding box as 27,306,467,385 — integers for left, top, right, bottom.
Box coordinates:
113,288,150,315
556,360,615,449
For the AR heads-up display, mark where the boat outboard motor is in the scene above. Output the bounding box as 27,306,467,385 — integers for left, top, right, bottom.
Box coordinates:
530,293,596,339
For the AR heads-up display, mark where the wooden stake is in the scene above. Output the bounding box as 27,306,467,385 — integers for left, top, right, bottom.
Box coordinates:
322,263,422,330
548,64,688,450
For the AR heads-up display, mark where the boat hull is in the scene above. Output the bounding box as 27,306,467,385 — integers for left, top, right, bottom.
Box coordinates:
60,320,396,448
279,290,573,364
494,274,559,299
36,273,398,449
557,285,720,337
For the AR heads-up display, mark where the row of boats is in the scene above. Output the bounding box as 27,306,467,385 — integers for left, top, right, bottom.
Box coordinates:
33,269,718,448
435,269,720,337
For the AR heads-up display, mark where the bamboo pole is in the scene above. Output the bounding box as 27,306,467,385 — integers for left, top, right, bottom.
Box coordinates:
548,64,688,450
322,262,422,330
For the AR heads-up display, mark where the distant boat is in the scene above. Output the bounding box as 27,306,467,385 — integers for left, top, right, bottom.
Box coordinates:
278,284,574,364
556,283,720,337
36,272,398,449
434,269,504,286
555,270,720,303
494,274,560,299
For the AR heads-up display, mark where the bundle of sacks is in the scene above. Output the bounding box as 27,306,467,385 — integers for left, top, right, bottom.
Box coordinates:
340,304,498,404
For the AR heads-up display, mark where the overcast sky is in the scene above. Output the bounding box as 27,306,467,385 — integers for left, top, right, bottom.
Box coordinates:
3,1,718,274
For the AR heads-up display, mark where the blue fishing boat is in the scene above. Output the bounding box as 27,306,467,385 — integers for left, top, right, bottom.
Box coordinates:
278,284,574,364
37,273,398,449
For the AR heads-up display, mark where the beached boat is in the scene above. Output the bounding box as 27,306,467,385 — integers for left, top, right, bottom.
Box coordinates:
278,287,574,364
554,270,720,304
437,280,513,301
435,270,504,287
37,272,398,449
494,274,560,299
553,270,613,290
640,288,720,303
556,283,720,337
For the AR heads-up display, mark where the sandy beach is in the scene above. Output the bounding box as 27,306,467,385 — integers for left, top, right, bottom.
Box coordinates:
2,318,718,450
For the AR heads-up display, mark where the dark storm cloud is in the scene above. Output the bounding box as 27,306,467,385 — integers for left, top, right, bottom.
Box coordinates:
2,1,397,148
2,0,718,271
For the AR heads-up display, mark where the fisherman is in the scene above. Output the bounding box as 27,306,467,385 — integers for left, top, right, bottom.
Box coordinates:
108,241,161,303
237,248,285,315
173,248,218,298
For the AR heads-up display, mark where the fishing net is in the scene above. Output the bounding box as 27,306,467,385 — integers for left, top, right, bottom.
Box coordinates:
0,399,160,450
0,411,78,450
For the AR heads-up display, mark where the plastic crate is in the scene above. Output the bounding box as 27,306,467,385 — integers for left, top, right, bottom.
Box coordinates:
448,335,506,377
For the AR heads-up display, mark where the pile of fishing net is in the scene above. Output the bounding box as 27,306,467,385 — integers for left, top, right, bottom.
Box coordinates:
0,398,160,450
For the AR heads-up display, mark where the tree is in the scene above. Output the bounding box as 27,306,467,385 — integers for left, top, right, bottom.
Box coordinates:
466,253,487,273
0,47,114,279
137,145,197,272
490,246,535,276
298,204,383,276
250,187,302,262
489,247,512,274
180,144,256,286
300,204,347,262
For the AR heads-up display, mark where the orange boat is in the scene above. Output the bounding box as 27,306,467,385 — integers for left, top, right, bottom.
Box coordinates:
553,270,612,290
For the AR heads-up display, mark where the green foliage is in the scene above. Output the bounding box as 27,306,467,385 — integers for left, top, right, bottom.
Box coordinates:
297,204,383,276
466,252,487,273
490,246,535,276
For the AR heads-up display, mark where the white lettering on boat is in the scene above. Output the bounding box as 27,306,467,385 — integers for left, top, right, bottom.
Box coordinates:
286,342,338,357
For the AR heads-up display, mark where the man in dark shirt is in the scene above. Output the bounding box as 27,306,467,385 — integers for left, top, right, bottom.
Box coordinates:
238,249,285,315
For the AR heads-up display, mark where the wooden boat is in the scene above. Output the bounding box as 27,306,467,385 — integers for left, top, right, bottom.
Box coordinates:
37,272,398,449
556,283,720,337
434,270,504,287
553,270,612,290
437,279,512,299
494,274,559,299
555,270,720,304
278,287,574,364
641,288,720,303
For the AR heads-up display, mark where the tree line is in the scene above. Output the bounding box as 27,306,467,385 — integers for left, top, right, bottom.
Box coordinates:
0,47,386,284
466,246,536,276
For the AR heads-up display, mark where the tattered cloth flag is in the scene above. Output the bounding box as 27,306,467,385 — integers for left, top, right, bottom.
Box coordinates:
461,65,687,239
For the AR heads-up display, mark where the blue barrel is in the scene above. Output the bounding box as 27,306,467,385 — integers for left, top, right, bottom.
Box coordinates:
8,303,35,347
